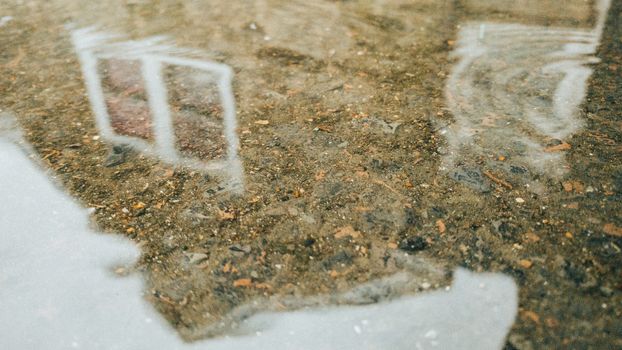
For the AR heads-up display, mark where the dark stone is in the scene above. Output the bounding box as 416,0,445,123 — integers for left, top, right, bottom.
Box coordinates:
322,251,353,269
105,144,131,167
303,238,316,247
563,261,586,286
229,244,251,254
510,165,527,174
399,236,428,252
546,139,563,147
450,166,491,193
503,341,519,350
430,206,446,218
493,220,519,240
105,153,125,167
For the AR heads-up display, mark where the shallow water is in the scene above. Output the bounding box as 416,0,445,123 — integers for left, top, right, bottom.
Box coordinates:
0,0,620,348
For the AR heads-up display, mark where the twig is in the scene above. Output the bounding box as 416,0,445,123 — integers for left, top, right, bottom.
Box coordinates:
483,170,513,190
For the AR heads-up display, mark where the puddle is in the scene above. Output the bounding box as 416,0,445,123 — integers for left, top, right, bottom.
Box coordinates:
0,0,620,348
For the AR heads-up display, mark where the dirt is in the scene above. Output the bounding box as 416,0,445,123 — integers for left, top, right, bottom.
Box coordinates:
0,0,620,348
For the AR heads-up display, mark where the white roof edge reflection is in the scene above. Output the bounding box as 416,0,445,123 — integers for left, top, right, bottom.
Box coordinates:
0,119,517,350
441,0,612,184
69,27,244,194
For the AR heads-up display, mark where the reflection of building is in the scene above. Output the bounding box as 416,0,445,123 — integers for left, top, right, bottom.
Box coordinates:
71,27,244,193
442,0,611,189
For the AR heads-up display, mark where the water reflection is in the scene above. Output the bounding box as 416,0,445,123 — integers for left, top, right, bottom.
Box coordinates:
0,0,617,348
71,27,244,192
441,0,611,190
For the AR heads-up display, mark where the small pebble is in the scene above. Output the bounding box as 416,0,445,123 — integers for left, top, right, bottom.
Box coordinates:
518,259,533,269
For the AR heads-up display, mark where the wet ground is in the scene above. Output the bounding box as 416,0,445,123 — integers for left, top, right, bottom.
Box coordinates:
0,0,620,348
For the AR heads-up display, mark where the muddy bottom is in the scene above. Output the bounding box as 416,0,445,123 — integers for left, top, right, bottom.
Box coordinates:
0,0,620,348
